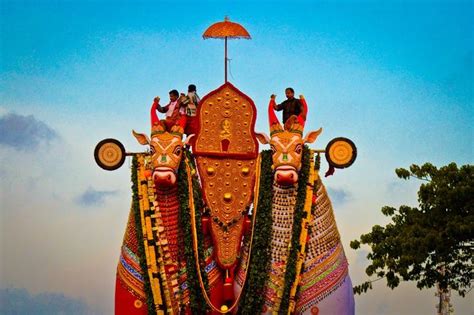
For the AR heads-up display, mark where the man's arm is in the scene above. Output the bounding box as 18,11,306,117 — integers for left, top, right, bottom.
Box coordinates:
274,101,285,111
271,94,284,111
156,105,168,113
179,94,189,107
154,97,169,114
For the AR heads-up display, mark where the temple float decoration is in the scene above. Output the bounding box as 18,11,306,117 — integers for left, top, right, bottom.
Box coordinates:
94,17,357,315
193,82,259,307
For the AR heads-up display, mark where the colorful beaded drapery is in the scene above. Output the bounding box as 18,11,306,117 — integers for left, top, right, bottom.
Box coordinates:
116,154,221,314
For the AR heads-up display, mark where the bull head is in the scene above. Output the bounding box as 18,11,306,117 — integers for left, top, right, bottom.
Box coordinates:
256,97,322,186
132,102,194,187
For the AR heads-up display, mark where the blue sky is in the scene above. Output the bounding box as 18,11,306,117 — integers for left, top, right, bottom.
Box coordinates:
1,0,472,314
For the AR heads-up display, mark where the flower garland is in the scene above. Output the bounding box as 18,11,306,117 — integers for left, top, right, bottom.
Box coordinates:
131,156,158,314
177,149,209,314
131,153,210,314
238,150,274,314
314,152,321,171
278,146,312,315
137,154,178,313
188,150,210,305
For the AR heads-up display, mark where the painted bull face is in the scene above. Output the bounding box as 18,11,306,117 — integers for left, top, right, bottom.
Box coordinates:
257,122,321,186
133,129,194,187
256,98,321,186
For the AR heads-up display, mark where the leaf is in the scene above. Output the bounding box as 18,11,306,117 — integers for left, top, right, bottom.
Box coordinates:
395,168,411,179
350,240,361,249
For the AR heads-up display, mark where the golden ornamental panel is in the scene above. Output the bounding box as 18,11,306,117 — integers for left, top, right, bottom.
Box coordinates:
194,83,258,158
196,156,257,268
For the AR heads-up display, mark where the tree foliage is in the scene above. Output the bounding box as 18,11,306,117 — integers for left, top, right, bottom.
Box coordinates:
351,163,473,296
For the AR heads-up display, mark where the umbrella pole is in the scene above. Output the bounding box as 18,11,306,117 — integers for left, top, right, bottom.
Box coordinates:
225,36,228,83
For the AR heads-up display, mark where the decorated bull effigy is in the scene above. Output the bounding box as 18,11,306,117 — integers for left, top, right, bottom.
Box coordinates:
95,17,357,315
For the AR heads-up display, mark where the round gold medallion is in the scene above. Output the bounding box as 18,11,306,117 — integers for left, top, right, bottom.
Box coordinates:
223,192,233,203
94,138,126,171
207,166,216,176
220,305,229,312
325,137,357,169
134,299,143,308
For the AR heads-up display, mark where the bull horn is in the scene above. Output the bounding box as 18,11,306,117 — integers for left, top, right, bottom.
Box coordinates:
269,99,283,134
150,101,165,134
150,100,159,127
298,96,308,127
170,115,187,135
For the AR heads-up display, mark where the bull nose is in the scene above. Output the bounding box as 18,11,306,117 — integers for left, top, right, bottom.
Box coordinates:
275,170,298,186
153,171,176,187
277,173,293,180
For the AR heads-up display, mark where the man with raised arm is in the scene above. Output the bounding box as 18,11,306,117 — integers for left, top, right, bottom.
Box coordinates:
272,87,305,124
154,89,183,131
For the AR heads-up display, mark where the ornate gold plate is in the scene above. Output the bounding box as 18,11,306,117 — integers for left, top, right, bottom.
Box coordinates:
325,137,357,169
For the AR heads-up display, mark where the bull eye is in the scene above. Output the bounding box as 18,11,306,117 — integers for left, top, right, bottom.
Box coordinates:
150,146,156,154
270,144,276,155
173,145,182,156
295,144,302,154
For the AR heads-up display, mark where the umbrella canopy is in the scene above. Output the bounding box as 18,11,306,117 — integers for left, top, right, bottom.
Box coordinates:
203,16,251,39
203,17,251,82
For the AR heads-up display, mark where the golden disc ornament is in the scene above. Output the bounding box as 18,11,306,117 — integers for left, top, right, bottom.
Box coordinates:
94,138,126,170
325,137,357,169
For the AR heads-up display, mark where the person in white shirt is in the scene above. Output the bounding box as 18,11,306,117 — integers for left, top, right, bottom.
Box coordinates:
155,89,183,130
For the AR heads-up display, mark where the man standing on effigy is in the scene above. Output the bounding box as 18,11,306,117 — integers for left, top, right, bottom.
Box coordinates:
272,87,305,124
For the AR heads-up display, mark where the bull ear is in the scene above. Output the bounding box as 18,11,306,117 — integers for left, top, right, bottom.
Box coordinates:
184,134,195,145
132,130,150,145
255,132,270,145
303,128,323,144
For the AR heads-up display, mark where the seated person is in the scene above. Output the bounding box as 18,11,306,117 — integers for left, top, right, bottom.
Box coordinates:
154,89,183,131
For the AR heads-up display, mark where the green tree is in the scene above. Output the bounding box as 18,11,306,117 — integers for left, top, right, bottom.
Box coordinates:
351,163,473,297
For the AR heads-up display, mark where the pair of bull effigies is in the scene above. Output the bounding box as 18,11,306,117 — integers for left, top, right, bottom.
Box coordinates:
112,83,355,314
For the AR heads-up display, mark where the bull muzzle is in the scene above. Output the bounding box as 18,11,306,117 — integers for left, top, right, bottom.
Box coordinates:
153,167,177,187
274,166,299,186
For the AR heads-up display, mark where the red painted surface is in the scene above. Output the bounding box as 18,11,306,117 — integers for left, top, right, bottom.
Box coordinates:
115,276,147,315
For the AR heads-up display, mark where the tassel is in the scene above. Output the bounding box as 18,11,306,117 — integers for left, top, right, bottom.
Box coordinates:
223,276,234,302
325,165,335,177
243,215,252,235
201,215,210,235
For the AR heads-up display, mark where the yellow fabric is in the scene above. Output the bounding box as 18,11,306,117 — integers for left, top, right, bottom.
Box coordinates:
288,150,316,314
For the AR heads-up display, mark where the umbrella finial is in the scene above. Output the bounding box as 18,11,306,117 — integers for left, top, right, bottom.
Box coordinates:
224,16,230,22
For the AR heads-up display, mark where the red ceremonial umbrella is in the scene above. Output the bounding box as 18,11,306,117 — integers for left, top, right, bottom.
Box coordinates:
203,16,251,83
